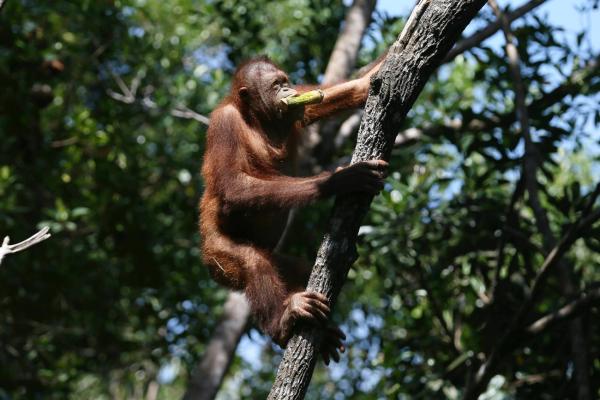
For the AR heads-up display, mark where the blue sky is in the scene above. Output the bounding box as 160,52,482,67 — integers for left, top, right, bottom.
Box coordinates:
378,0,600,50
377,0,600,51
374,0,600,159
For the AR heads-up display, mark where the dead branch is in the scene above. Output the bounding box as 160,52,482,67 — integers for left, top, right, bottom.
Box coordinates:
0,227,51,266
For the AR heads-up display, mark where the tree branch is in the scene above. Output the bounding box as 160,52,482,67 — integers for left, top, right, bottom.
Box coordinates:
0,227,51,266
106,73,210,126
268,1,488,398
526,287,600,335
324,0,377,84
170,105,210,125
444,0,548,63
393,54,599,147
182,292,250,400
301,0,377,168
336,0,549,152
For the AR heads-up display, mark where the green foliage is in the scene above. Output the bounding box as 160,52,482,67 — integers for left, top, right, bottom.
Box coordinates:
0,0,599,399
321,8,600,399
0,0,344,398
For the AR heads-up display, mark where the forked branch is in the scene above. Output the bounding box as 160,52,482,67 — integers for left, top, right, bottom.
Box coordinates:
0,227,51,266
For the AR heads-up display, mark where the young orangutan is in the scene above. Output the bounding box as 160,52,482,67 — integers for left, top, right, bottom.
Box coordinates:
199,56,387,363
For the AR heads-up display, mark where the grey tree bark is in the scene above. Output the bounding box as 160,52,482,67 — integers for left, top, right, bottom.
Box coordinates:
324,0,377,84
336,0,550,151
183,292,250,400
267,1,488,399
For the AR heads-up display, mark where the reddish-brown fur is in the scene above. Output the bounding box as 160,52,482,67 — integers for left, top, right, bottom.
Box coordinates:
199,57,386,362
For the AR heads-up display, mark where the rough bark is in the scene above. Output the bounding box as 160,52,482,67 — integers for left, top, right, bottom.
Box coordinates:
267,1,488,399
183,292,250,400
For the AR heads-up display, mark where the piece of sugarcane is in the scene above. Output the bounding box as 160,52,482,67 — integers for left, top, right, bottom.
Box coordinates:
279,89,324,111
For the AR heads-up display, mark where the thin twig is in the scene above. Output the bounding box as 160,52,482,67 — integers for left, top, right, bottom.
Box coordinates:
0,227,51,266
392,55,598,147
106,69,210,126
274,208,297,253
526,288,600,335
171,106,210,125
444,0,548,62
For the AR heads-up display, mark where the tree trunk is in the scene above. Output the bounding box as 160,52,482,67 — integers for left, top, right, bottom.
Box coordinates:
183,292,249,400
324,0,377,84
268,1,487,399
301,0,377,167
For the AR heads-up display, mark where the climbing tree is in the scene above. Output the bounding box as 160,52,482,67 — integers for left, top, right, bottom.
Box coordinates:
268,1,489,398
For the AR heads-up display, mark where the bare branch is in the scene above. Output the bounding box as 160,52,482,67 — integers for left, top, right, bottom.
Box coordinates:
302,0,377,165
394,126,425,145
444,0,548,63
106,71,210,126
51,136,79,148
0,227,51,266
111,71,135,100
107,88,135,104
324,0,377,84
333,110,363,150
171,105,210,126
526,288,600,335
